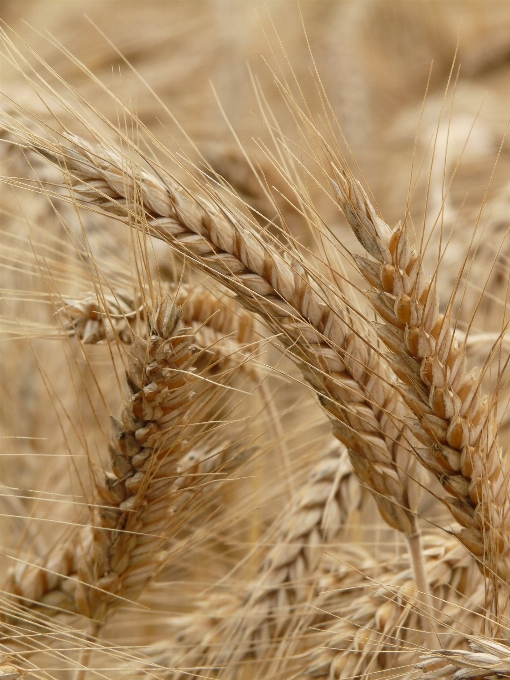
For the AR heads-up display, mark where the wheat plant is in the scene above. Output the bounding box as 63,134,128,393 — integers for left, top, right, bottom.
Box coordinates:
1,4,510,680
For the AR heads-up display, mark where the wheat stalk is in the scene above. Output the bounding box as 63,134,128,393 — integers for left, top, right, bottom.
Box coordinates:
330,166,510,582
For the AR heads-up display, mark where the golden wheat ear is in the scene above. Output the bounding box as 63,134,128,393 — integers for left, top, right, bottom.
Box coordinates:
15,129,438,621
2,295,235,622
305,534,485,680
417,638,510,680
331,165,510,583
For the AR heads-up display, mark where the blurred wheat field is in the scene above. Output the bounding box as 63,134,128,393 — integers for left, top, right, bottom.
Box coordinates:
1,2,510,679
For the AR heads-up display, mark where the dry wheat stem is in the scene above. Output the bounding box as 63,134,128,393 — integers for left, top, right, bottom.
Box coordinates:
417,639,510,680
330,165,510,582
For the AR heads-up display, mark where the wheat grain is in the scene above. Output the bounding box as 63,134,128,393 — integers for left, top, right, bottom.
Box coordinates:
0,655,27,680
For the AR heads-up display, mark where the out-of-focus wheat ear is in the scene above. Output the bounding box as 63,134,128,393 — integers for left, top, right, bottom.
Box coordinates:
0,654,28,680
417,638,510,680
216,441,364,675
305,536,484,679
128,440,364,680
331,164,510,583
16,130,442,621
2,543,79,613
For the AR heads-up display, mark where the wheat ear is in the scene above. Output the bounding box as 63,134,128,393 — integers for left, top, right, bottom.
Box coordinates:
61,282,260,379
75,301,199,620
217,441,363,673
305,536,483,679
331,166,510,581
134,440,364,679
417,639,510,680
4,299,220,621
22,133,427,536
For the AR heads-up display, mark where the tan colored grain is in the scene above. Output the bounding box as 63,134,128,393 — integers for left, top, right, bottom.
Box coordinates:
0,655,27,680
61,282,260,379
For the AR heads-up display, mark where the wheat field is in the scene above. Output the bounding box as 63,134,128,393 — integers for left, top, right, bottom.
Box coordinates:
1,2,510,679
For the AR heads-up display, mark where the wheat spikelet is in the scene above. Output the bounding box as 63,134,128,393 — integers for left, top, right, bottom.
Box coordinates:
61,282,259,379
417,639,510,680
305,536,484,679
330,166,510,581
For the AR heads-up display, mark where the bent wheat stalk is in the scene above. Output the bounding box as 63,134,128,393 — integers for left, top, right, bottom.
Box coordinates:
330,166,510,582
